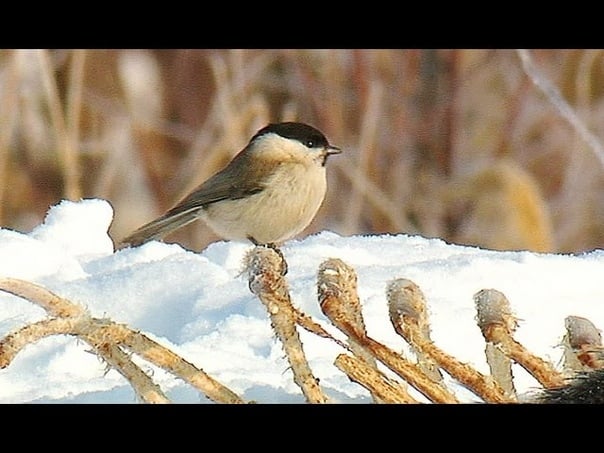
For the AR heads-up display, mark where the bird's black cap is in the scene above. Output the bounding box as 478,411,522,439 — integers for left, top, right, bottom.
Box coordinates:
252,122,333,150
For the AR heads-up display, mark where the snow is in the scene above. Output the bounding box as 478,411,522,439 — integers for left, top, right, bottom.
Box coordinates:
1,198,603,403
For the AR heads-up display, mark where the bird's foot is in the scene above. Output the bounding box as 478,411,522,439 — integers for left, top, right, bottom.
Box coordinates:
248,237,288,275
266,243,288,275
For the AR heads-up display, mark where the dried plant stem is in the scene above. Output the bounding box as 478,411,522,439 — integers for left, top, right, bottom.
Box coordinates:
562,316,604,371
318,258,391,403
0,277,85,317
335,354,418,403
245,246,328,403
0,315,169,403
0,317,86,368
473,287,517,397
94,341,170,404
342,81,383,234
356,335,458,403
0,50,20,224
387,278,443,383
292,307,350,352
388,283,510,403
317,259,376,363
484,343,516,399
335,162,413,233
475,288,565,389
318,259,457,403
482,324,564,388
114,325,244,404
37,49,82,200
516,49,604,170
81,321,243,403
66,50,86,185
398,321,512,403
0,278,244,404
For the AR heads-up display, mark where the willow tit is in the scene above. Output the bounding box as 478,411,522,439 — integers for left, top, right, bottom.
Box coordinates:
119,122,341,250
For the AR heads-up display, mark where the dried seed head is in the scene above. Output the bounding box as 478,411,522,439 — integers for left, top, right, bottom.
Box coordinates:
387,278,426,323
565,316,602,350
474,288,518,333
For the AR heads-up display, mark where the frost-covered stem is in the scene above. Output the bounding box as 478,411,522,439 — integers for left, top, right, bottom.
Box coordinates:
475,288,565,389
0,315,169,403
318,263,458,403
398,320,512,403
387,278,443,383
389,283,510,403
0,277,241,403
0,317,86,368
0,277,85,318
484,343,516,400
483,324,564,389
293,307,350,352
246,246,328,403
109,324,244,404
562,316,603,372
317,259,378,365
516,49,604,170
359,336,459,403
471,287,517,398
93,341,170,404
334,354,418,403
318,258,388,403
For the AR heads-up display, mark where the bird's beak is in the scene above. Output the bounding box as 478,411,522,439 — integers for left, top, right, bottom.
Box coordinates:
326,145,341,155
320,145,341,166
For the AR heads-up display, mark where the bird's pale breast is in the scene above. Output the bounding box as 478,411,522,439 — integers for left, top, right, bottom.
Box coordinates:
202,161,327,244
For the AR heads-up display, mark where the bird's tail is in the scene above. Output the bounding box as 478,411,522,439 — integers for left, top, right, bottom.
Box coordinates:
118,210,199,249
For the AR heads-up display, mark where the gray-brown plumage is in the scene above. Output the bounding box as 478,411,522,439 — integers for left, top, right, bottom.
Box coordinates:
119,122,341,249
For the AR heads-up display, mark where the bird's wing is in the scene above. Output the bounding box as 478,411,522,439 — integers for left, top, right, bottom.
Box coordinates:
118,149,279,248
163,149,274,217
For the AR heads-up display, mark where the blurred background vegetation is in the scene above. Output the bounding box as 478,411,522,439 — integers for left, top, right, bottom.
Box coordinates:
0,49,603,254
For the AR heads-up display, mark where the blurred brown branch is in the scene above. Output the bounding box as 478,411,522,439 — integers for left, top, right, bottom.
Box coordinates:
0,49,602,252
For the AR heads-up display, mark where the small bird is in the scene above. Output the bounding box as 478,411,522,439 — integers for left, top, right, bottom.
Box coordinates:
119,122,341,256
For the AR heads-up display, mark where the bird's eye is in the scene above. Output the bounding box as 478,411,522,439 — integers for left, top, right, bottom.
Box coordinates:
305,140,315,148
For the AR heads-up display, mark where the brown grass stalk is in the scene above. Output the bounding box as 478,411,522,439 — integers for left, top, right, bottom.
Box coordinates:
517,49,604,170
334,161,413,234
66,50,86,186
245,246,328,403
474,288,565,388
37,49,82,200
334,354,418,404
0,50,20,224
342,81,383,235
